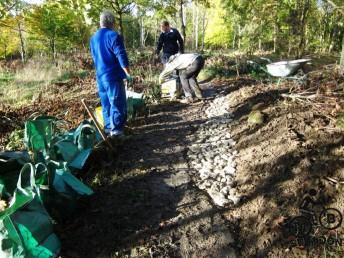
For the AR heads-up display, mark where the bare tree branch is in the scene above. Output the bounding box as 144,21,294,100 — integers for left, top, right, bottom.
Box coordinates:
105,0,134,14
0,0,18,19
323,0,344,15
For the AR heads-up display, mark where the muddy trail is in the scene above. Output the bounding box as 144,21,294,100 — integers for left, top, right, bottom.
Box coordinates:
58,75,344,258
58,85,238,258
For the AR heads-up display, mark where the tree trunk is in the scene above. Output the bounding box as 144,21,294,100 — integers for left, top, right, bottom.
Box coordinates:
50,40,53,60
154,19,159,45
118,11,124,40
50,35,57,61
232,24,236,49
201,9,206,51
140,15,145,48
192,1,196,49
238,25,241,50
340,35,344,70
53,40,56,61
195,4,199,50
144,30,149,46
297,0,310,58
273,22,278,53
17,19,25,63
288,37,292,57
179,0,186,42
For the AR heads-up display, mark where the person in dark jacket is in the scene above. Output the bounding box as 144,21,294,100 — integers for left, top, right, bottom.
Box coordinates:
156,21,184,64
90,11,132,136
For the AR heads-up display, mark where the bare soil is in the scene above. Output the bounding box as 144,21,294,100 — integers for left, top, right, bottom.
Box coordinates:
58,97,238,258
222,77,344,257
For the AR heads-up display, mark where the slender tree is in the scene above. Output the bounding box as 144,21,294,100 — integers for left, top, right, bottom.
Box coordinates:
105,0,134,39
341,35,344,69
179,0,186,41
16,17,25,62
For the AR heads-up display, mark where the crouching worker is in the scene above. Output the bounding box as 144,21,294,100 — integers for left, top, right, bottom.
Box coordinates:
90,11,132,137
159,53,204,104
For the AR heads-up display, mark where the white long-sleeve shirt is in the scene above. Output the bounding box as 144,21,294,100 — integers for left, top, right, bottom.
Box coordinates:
159,53,200,83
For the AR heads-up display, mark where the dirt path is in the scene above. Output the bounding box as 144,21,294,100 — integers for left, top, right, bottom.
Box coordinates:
58,86,238,258
58,76,344,258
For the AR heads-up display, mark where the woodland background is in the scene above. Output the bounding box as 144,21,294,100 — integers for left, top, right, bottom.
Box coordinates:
0,0,343,63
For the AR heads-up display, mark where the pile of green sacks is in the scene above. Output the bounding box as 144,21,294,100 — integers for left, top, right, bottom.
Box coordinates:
0,116,100,257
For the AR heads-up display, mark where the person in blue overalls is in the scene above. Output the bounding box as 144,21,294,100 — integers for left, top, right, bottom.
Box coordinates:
90,11,132,137
156,21,184,64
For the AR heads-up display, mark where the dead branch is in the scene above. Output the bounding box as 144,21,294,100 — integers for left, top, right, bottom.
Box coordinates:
281,93,317,100
324,176,344,185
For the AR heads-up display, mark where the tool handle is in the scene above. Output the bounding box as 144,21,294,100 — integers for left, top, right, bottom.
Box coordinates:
81,99,113,150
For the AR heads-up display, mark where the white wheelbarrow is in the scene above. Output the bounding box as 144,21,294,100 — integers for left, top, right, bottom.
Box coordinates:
266,59,311,77
247,58,311,86
267,59,312,86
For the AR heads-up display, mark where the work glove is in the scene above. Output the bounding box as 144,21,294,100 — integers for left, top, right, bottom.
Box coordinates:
126,74,133,83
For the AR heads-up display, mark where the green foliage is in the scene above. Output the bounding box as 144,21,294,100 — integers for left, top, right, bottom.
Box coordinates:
144,82,161,103
246,61,271,79
198,68,217,82
6,129,24,150
54,69,89,83
129,50,153,64
248,110,265,125
0,16,21,58
219,0,344,56
0,0,343,63
25,1,91,58
0,72,14,85
336,112,344,130
204,0,232,47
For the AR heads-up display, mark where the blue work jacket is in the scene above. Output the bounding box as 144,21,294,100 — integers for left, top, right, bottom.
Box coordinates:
90,28,129,82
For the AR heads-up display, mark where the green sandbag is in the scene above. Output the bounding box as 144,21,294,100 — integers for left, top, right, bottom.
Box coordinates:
25,116,98,170
127,97,146,120
0,152,30,199
13,210,53,245
0,163,60,257
53,140,79,163
38,161,93,220
46,161,93,197
17,224,60,258
69,149,93,170
73,121,97,151
52,121,98,170
0,219,25,257
24,116,56,163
